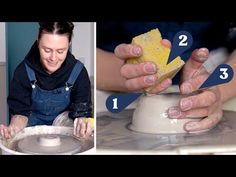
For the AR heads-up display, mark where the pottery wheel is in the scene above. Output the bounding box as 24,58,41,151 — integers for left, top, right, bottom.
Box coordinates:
17,134,81,154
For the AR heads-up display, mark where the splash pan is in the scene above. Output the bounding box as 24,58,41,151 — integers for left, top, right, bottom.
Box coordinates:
0,125,94,155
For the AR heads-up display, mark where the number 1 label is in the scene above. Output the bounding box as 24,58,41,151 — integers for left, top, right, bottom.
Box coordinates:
112,98,118,109
106,93,143,113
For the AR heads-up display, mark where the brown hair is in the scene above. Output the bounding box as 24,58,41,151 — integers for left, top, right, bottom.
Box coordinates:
38,22,74,42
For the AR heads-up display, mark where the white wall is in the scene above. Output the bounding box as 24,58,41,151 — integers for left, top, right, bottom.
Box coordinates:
0,22,6,62
0,64,7,124
0,22,7,124
72,22,94,77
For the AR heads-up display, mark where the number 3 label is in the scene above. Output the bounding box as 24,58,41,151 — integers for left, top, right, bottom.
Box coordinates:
200,64,233,89
220,68,228,80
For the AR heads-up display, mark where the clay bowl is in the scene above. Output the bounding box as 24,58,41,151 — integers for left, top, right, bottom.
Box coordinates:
129,92,202,134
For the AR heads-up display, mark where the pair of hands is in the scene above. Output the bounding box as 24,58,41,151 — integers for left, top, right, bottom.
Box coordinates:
0,117,94,139
115,40,223,133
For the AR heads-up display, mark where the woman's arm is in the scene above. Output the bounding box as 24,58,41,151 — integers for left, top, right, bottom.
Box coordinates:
96,48,127,91
69,67,92,119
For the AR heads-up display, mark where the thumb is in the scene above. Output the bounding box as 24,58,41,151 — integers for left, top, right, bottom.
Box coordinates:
185,48,209,70
161,39,171,48
114,44,142,59
114,39,171,60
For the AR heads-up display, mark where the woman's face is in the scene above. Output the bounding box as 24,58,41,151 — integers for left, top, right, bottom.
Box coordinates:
38,33,70,74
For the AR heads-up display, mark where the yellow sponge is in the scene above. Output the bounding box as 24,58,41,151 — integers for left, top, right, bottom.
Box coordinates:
126,28,185,92
84,118,94,128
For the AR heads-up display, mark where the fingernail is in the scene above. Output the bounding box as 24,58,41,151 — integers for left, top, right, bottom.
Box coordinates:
4,128,8,138
144,63,156,73
185,122,200,131
10,127,14,137
161,79,172,88
144,75,155,84
167,107,181,118
197,48,208,62
180,98,192,111
1,129,4,137
78,118,83,123
182,83,192,94
131,46,141,56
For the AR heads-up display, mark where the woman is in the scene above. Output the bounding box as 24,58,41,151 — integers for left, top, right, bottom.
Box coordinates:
0,22,93,139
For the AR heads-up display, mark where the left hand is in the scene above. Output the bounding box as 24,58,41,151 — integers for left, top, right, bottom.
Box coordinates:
73,118,94,138
167,48,223,132
168,86,223,132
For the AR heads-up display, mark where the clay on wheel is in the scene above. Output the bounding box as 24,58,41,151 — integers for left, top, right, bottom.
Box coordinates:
129,93,201,134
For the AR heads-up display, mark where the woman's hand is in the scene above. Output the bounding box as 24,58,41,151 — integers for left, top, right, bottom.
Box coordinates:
168,48,223,132
168,86,223,132
114,39,172,93
0,124,17,139
73,118,94,138
0,115,28,139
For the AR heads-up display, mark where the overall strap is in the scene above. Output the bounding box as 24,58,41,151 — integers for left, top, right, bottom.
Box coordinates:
24,63,36,82
67,60,84,85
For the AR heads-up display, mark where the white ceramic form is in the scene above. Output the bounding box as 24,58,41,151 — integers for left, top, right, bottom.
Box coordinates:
129,93,201,134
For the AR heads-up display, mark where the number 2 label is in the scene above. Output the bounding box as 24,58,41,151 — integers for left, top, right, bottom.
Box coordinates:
167,31,193,65
179,35,188,46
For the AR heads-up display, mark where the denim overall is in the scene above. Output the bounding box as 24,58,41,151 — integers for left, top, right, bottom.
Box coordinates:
24,61,83,126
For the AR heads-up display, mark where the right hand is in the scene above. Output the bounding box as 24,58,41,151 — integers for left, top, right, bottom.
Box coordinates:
73,118,94,139
114,39,172,93
168,48,224,132
0,115,28,139
0,124,18,139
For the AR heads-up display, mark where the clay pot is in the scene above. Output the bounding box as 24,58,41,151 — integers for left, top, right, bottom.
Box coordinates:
129,93,202,134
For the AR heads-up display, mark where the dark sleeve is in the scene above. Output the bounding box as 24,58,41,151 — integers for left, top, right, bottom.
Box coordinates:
68,67,92,119
97,22,132,52
7,63,32,117
224,22,236,53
